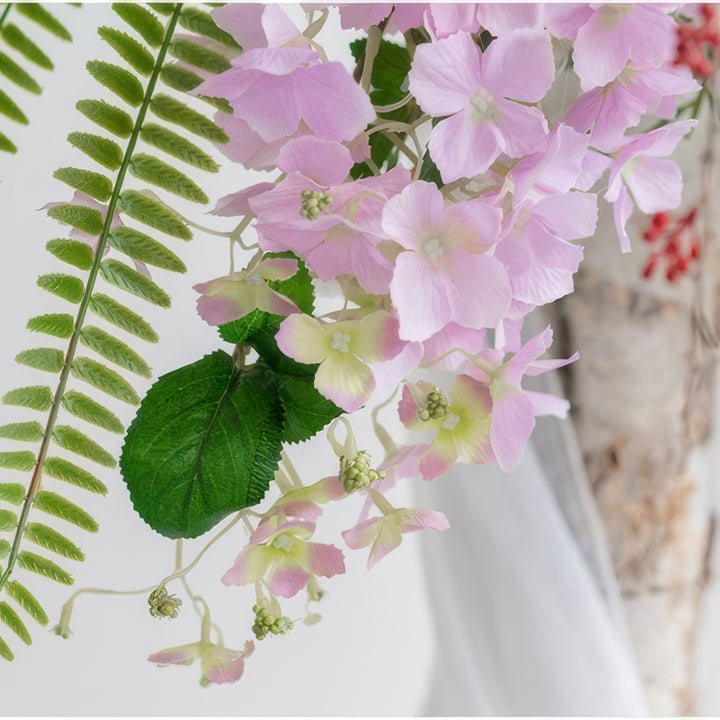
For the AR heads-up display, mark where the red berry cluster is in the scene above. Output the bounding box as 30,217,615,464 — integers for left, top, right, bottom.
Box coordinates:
675,5,719,78
641,208,701,282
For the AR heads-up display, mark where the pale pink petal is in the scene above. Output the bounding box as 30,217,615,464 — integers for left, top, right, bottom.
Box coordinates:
221,546,274,586
441,198,502,252
476,4,543,34
429,111,502,182
370,341,424,402
531,192,598,241
315,353,375,413
426,4,481,39
353,311,404,363
338,4,393,30
420,433,458,481
381,180,446,251
495,99,549,158
297,63,376,142
367,520,404,568
505,326,554,383
214,112,288,172
445,252,511,330
268,558,312,598
342,517,384,549
304,541,346,577
256,257,299,282
277,136,354,187
490,385,535,472
482,29,554,102
422,323,487,372
524,351,579,377
391,252,452,341
276,314,329,364
399,508,450,533
231,74,301,142
212,4,299,49
624,156,683,215
525,390,570,418
398,383,427,432
612,183,634,254
408,31,479,115
203,655,246,685
212,182,275,217
148,645,198,667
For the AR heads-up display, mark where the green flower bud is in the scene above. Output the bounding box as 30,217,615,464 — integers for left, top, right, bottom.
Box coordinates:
418,386,448,421
339,450,386,493
300,190,333,220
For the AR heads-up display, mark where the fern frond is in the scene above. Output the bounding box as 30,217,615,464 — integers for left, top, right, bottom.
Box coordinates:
1,2,236,661
53,168,113,203
0,602,31,644
0,3,72,153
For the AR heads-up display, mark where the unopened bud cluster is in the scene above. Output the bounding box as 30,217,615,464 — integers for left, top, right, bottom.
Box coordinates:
300,189,333,220
252,604,293,640
339,450,385,493
148,586,182,619
418,387,448,421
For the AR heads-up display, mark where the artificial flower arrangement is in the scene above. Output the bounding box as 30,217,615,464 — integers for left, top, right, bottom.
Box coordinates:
0,1,715,687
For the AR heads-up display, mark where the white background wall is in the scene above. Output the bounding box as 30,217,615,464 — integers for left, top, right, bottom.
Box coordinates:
0,4,435,714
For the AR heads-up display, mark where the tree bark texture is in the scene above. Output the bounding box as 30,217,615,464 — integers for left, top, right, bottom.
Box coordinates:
555,107,719,715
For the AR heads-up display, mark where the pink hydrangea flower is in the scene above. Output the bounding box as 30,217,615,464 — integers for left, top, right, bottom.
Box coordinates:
605,119,696,252
569,5,678,91
211,3,301,50
222,517,345,598
382,180,509,341
276,311,404,413
148,640,254,686
408,29,554,181
250,138,410,294
193,257,300,326
565,65,700,151
338,3,427,33
343,491,449,569
194,46,376,144
263,475,346,525
465,327,577,471
399,374,494,481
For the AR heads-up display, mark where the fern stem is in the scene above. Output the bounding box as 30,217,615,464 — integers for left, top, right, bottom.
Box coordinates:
0,4,11,29
0,3,183,592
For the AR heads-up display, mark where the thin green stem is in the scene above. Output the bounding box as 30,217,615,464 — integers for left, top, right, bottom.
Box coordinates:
0,4,11,29
0,4,183,592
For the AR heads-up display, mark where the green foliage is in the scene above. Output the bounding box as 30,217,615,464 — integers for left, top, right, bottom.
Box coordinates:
67,131,124,171
98,26,154,76
99,258,172,307
0,510,18,532
15,348,64,374
33,491,99,533
108,226,186,273
60,391,124,435
2,386,53,412
26,314,74,339
24,523,85,562
89,294,159,343
86,59,144,107
419,150,443,188
53,167,113,203
75,99,133,139
129,153,209,203
168,38,231,74
0,635,14,661
46,201,104,235
0,602,31,645
0,540,9,558
0,50,41,93
79,326,152,377
70,357,140,405
158,62,202,93
52,425,116,468
148,4,175,16
140,123,219,172
36,273,85,304
149,94,229,143
14,4,72,42
112,3,164,48
17,551,73,586
0,484,26,505
0,422,43,443
43,457,108,495
1,23,53,69
119,190,192,240
121,351,285,538
45,238,95,271
0,88,27,124
0,451,36,472
349,38,415,178
0,130,16,153
178,7,239,48
5,581,49,626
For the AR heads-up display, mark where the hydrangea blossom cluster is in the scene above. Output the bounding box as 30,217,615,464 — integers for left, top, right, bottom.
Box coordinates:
148,3,703,684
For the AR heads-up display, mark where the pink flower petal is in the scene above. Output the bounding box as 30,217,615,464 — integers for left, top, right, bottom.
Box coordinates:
276,314,329,364
277,137,354,187
314,353,375,413
490,385,535,472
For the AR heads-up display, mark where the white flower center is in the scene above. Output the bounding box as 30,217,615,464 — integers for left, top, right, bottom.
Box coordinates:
423,237,445,262
244,271,263,286
330,331,352,353
272,534,294,552
469,88,496,124
441,411,461,432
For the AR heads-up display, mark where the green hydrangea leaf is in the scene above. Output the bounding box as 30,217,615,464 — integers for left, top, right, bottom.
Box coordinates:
120,350,284,538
